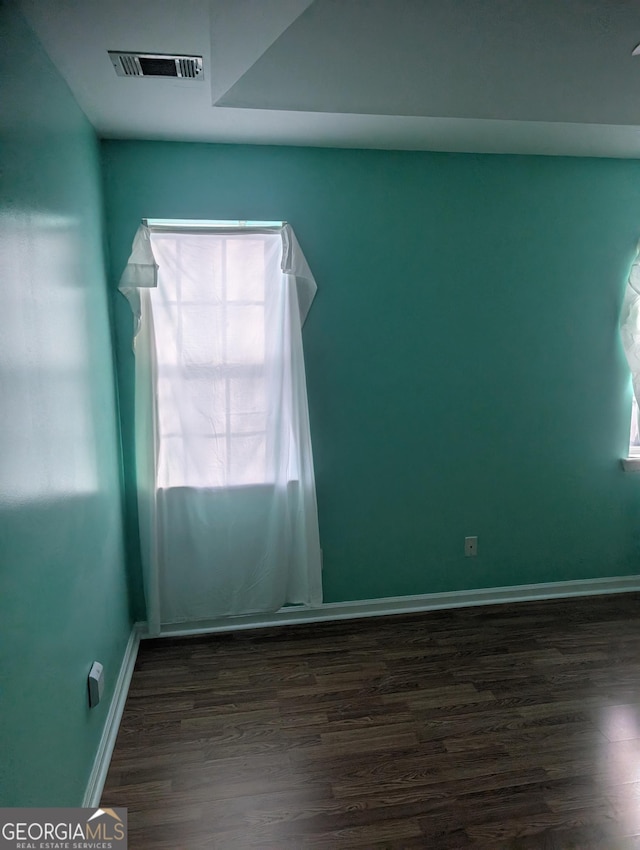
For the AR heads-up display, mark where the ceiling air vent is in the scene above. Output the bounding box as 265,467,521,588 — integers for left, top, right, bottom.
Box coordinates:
108,52,204,80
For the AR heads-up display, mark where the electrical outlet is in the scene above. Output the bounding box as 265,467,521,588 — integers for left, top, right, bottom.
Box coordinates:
88,661,104,708
464,536,478,557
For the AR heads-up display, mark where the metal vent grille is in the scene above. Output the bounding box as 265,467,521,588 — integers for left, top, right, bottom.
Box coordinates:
178,58,198,78
108,52,204,80
119,54,140,76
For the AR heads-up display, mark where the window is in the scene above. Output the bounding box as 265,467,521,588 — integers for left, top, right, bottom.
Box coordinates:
620,246,640,464
119,219,322,625
148,225,285,489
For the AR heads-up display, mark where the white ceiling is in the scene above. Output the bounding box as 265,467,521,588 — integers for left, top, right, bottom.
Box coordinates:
18,0,640,157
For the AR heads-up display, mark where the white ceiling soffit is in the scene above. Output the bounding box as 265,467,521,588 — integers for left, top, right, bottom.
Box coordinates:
210,0,315,104
15,0,640,157
218,0,640,125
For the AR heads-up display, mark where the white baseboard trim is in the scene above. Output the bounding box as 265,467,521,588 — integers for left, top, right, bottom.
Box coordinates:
83,624,141,807
145,574,640,639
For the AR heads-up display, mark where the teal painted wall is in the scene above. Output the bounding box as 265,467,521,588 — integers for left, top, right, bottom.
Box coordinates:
0,6,131,805
102,141,640,612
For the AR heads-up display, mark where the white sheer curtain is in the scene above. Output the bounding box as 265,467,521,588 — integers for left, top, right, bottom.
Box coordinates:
621,244,640,454
120,224,322,633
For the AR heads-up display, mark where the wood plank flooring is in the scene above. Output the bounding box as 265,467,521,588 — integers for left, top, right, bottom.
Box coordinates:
102,593,640,848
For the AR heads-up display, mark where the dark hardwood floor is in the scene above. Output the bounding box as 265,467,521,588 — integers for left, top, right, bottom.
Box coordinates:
102,593,640,849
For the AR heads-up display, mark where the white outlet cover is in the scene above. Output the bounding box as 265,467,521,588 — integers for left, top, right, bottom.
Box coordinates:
88,661,104,708
464,536,478,556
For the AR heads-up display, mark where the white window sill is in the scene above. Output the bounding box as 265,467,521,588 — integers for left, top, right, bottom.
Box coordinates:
622,457,640,472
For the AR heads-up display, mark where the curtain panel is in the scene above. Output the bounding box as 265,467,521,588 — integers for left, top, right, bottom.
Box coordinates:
621,245,640,414
119,224,322,633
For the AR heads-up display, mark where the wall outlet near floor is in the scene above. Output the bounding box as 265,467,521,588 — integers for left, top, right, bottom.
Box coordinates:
464,536,478,557
88,661,104,708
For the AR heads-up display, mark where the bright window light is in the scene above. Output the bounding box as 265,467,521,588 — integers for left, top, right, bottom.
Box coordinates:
148,225,287,488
